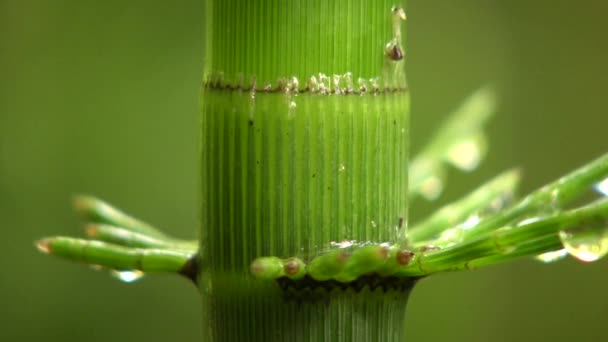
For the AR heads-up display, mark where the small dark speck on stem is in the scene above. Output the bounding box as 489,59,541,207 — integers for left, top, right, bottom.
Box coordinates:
387,44,403,61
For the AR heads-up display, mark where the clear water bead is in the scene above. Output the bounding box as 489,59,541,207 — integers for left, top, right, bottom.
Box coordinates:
446,134,486,172
594,178,608,197
111,270,145,283
558,224,608,262
534,249,568,263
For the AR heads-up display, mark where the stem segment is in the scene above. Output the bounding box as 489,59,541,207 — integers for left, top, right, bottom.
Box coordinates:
200,1,411,341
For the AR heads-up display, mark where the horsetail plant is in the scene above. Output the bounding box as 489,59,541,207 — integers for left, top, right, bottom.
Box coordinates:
36,1,608,341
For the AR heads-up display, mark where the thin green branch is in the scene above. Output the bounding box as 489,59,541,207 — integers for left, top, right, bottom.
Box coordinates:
396,198,608,276
36,237,191,273
459,153,608,242
86,223,197,252
73,195,168,238
247,155,608,280
36,197,198,281
409,86,496,200
408,168,520,243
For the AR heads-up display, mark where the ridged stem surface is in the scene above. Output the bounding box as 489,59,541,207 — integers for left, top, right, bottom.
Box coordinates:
200,1,410,341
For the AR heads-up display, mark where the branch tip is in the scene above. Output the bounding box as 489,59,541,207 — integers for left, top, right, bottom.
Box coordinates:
84,224,98,238
36,239,51,254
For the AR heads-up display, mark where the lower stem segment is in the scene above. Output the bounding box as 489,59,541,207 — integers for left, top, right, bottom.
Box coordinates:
200,88,410,341
200,273,415,342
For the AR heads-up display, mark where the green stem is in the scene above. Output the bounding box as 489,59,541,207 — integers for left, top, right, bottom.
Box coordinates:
200,1,411,341
73,195,168,239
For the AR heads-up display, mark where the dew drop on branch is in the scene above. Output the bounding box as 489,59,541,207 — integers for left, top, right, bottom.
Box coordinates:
446,134,486,172
594,177,608,197
534,249,568,263
558,224,608,262
435,227,463,247
461,214,481,230
111,270,145,283
420,176,444,201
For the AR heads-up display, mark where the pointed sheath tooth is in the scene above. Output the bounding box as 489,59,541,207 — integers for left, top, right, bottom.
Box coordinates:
335,245,390,282
396,250,415,265
35,239,52,254
377,246,414,276
283,258,306,279
306,249,349,281
85,224,99,238
250,257,284,280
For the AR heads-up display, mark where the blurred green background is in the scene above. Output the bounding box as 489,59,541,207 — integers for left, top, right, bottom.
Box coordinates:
1,1,607,341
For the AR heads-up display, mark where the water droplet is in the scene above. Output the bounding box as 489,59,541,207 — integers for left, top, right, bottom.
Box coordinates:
447,136,484,171
357,77,368,93
369,78,379,92
488,193,513,213
559,224,608,262
343,72,353,91
111,270,145,283
289,76,299,91
534,249,568,263
332,74,342,94
330,240,356,249
419,245,440,252
550,189,561,211
318,73,330,94
420,176,443,201
461,214,481,230
436,227,463,246
517,216,544,227
594,177,608,197
308,75,319,92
